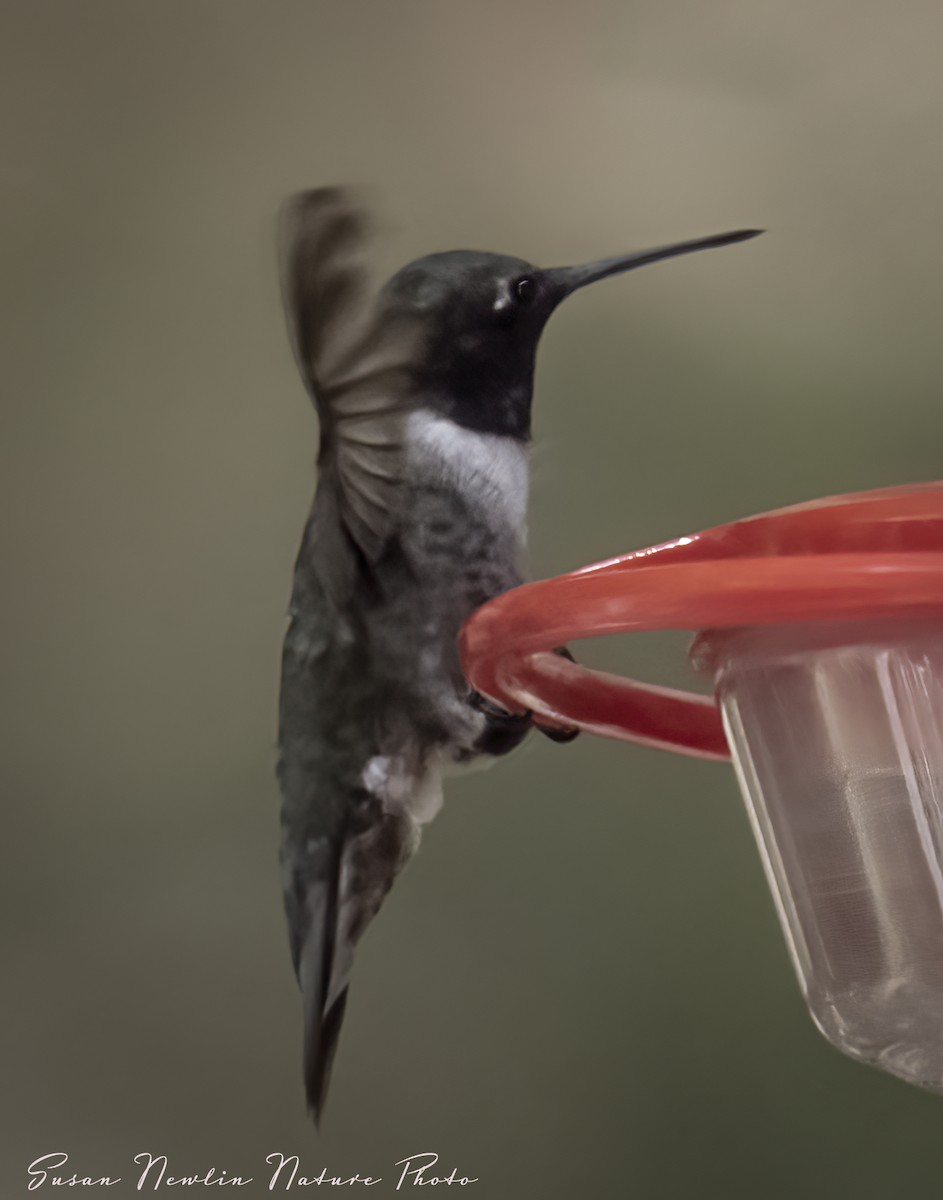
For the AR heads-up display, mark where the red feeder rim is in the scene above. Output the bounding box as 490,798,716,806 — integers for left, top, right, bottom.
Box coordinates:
459,482,943,761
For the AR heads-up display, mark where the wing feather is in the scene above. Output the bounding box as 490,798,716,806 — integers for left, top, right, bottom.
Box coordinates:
279,189,419,601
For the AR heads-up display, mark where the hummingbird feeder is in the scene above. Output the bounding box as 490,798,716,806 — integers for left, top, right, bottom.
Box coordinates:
460,482,943,1093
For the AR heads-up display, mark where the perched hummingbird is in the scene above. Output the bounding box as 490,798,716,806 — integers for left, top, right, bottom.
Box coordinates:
277,188,759,1119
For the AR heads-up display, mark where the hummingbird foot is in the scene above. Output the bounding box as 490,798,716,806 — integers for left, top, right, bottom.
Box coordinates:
468,678,580,747
468,688,531,728
537,722,580,743
468,688,533,757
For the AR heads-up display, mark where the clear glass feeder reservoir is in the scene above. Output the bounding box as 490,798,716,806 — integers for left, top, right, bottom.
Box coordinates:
703,619,943,1091
462,483,943,1094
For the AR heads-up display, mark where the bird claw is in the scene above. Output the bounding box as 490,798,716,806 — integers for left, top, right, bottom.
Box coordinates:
468,689,532,730
537,723,580,743
468,688,580,744
468,644,583,742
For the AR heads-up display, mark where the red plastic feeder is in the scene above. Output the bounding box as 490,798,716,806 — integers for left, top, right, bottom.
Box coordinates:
461,482,943,1092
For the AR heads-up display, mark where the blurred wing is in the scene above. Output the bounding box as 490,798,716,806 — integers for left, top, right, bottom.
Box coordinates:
279,189,418,594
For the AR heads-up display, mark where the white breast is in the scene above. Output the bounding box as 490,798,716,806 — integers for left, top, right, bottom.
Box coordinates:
405,410,530,538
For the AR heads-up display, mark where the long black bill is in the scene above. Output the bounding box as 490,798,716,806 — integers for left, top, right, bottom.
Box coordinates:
546,228,762,297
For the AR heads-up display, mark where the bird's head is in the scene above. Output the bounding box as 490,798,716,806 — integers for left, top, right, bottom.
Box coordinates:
378,231,760,439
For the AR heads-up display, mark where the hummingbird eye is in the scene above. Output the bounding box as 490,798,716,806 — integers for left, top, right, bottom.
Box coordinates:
513,277,537,305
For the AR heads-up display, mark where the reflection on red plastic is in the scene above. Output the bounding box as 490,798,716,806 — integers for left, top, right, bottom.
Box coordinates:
459,483,943,761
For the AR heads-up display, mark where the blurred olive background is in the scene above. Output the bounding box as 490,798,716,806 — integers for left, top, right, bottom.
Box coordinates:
4,1,943,1196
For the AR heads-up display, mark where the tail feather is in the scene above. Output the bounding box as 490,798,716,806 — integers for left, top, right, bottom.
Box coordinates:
293,863,345,1124
284,795,421,1124
304,984,349,1122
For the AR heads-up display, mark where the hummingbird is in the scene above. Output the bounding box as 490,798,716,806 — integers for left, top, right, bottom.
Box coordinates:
276,187,759,1120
